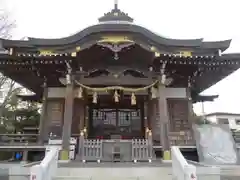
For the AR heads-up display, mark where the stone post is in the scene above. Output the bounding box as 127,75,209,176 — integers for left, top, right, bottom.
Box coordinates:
38,81,48,144
60,74,74,161
21,150,28,164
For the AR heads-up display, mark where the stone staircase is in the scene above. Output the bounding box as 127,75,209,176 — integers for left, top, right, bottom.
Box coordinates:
54,162,172,180
232,129,240,144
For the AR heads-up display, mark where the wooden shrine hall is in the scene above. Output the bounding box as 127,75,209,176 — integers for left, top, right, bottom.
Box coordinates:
0,2,240,161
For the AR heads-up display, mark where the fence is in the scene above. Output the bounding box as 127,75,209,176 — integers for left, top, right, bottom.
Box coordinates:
132,139,152,161
0,134,39,145
171,146,196,180
79,139,103,161
79,137,153,162
30,146,59,180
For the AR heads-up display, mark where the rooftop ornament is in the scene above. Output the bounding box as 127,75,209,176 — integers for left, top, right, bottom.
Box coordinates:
98,0,134,23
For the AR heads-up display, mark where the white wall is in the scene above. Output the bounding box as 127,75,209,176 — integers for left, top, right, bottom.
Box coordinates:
206,114,240,130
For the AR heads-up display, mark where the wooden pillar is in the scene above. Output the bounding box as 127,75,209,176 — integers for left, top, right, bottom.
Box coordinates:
186,87,194,144
147,99,154,130
84,105,89,137
187,88,194,125
158,85,170,159
38,82,48,144
72,100,85,135
144,100,148,138
60,76,74,160
150,99,157,141
79,101,85,132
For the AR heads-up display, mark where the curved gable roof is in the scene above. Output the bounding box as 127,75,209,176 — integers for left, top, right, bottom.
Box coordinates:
28,23,204,46
25,23,231,52
1,3,232,53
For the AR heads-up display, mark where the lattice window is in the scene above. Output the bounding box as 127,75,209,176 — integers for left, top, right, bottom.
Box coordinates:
131,109,141,131
92,109,116,127
118,111,131,126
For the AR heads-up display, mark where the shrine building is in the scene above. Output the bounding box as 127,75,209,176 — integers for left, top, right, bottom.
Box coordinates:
0,2,239,161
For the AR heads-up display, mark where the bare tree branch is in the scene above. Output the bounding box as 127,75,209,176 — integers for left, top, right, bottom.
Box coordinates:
0,9,20,117
0,10,15,39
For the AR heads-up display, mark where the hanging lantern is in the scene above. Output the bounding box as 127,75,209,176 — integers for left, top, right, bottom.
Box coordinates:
78,87,83,98
151,87,157,99
114,90,119,103
9,48,13,55
161,74,166,84
93,92,98,104
148,130,152,136
146,127,149,133
66,74,71,84
131,93,136,105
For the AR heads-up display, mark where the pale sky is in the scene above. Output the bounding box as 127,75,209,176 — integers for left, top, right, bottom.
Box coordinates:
2,0,240,115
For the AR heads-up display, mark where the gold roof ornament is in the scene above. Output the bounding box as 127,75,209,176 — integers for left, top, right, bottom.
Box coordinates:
150,46,156,51
146,127,149,133
76,46,81,52
155,52,160,57
150,46,161,57
71,52,77,57
98,36,134,44
39,50,58,56
9,48,13,55
148,130,152,136
178,51,192,57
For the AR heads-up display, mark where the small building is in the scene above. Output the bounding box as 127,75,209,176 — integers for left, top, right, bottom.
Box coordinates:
205,112,240,130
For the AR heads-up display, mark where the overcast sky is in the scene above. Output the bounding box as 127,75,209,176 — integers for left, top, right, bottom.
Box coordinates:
2,0,240,115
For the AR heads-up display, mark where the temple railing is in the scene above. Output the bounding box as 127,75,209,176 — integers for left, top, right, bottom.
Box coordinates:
78,135,153,162
0,133,39,144
171,146,196,180
30,146,59,180
80,139,103,161
132,139,152,161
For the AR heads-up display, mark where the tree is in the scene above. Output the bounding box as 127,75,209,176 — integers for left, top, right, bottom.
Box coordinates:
0,8,22,113
0,8,15,39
